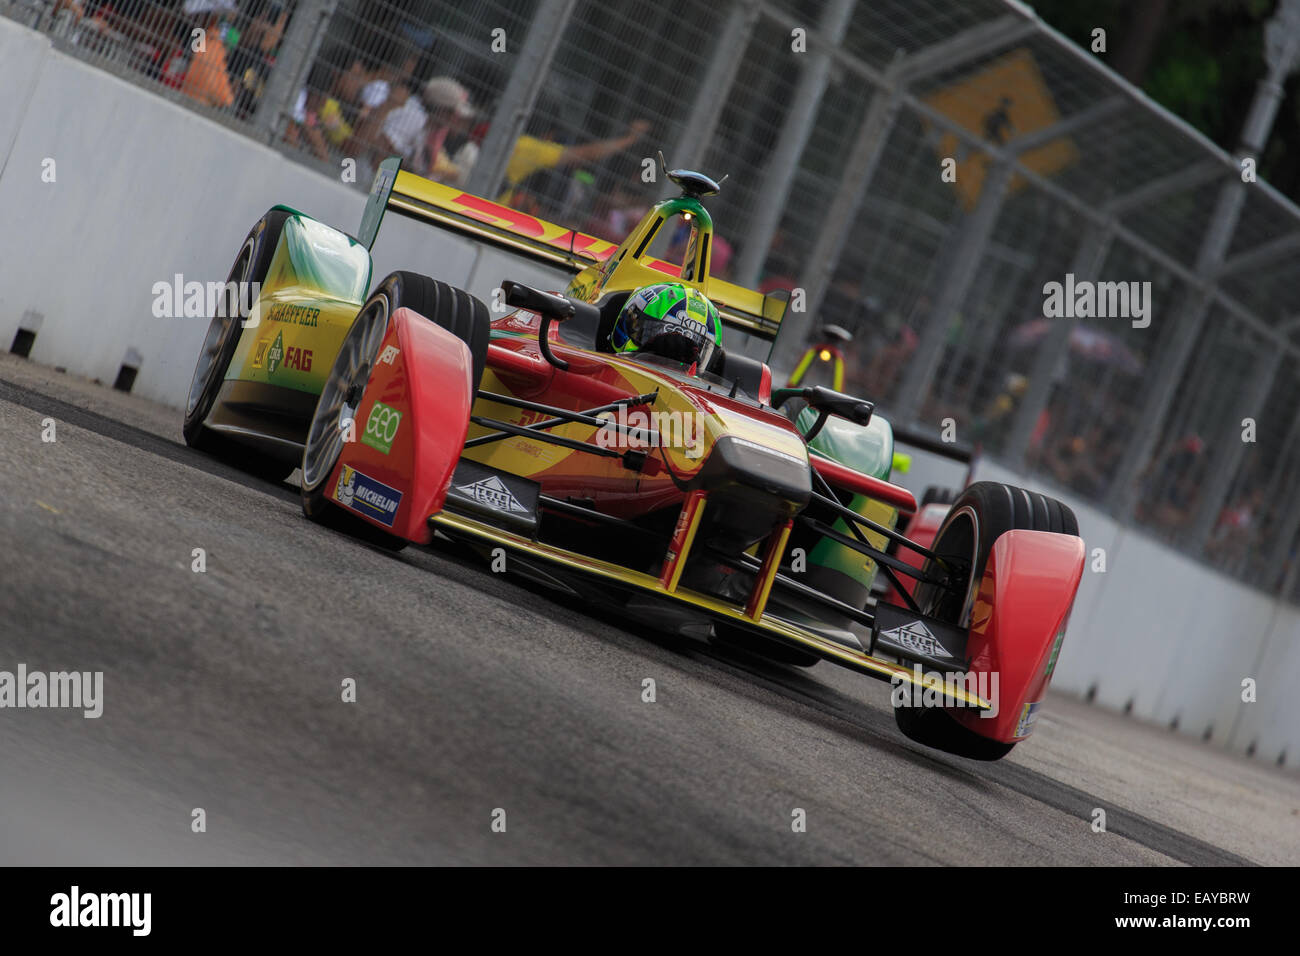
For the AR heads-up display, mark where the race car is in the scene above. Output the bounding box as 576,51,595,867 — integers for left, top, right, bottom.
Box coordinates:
182,156,1085,760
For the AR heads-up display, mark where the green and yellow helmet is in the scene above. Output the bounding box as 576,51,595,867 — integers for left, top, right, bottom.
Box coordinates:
611,282,722,369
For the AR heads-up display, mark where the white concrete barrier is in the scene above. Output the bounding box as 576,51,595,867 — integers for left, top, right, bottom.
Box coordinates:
0,18,566,409
2,17,1296,766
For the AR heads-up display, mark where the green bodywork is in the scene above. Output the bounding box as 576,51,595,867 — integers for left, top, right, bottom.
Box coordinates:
228,209,372,394
799,408,899,592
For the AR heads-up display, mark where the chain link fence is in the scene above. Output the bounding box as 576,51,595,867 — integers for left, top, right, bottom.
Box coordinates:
7,0,1300,601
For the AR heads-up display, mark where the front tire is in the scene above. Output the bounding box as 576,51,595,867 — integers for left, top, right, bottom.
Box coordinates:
299,271,489,550
893,481,1077,760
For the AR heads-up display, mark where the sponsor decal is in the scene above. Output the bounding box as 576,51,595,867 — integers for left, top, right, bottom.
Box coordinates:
253,332,310,376
362,401,402,455
455,475,527,513
333,464,402,527
378,345,400,365
265,331,284,374
1015,700,1042,737
267,302,321,327
1044,630,1065,679
880,619,954,661
283,346,313,372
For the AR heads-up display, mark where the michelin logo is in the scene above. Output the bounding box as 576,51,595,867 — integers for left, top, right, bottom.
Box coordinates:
334,465,402,527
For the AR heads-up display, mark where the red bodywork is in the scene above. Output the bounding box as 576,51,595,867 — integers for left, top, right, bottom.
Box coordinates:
325,307,473,544
952,529,1085,742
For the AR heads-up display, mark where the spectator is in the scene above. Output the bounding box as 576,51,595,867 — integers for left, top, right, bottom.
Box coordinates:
379,79,426,165
349,54,419,165
582,174,651,242
497,119,651,205
180,12,236,109
1136,433,1207,530
420,77,477,185
228,0,289,118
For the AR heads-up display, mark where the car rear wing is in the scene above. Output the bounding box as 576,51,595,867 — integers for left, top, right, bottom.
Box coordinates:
357,158,787,340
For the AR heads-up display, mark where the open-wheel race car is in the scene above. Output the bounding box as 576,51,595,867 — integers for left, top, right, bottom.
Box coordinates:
182,156,1085,760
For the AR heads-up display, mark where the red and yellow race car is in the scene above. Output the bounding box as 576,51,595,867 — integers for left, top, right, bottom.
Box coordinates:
182,157,1085,760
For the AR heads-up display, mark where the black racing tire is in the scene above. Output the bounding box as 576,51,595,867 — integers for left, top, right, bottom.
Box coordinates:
183,208,291,464
299,271,490,551
894,481,1078,761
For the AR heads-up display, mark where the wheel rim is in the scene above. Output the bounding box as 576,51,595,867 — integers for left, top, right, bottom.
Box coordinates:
186,238,255,417
917,505,979,628
302,294,389,490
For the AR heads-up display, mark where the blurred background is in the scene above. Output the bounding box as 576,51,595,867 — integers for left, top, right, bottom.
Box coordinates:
3,0,1300,760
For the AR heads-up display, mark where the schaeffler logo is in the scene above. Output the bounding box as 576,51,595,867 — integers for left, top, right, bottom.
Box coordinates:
457,476,527,513
879,619,954,661
891,665,1000,717
151,274,261,325
593,408,704,458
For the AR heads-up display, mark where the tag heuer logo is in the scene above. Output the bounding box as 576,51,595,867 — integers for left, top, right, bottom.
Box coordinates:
456,476,527,513
880,619,953,660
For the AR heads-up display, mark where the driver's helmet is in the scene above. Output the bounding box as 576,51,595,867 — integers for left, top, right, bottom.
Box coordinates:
611,282,721,370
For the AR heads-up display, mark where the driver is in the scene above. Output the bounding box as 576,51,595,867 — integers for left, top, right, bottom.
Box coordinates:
610,282,721,372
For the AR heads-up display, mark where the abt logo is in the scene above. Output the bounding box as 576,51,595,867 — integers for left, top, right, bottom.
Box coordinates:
378,345,400,365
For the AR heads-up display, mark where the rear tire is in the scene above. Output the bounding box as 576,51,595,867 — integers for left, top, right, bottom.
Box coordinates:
183,209,291,483
893,481,1077,760
299,271,489,551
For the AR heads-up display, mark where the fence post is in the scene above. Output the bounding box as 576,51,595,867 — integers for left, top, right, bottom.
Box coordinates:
464,0,578,200
1003,220,1113,467
890,157,1014,426
255,0,337,140
768,77,902,373
1185,344,1285,550
1105,181,1245,520
731,0,855,288
667,1,760,172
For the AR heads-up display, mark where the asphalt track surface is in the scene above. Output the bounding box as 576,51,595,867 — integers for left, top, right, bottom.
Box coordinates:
0,354,1297,866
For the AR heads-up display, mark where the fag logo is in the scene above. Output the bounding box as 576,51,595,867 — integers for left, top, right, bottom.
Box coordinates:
378,345,400,365
456,476,527,513
880,619,953,661
283,345,313,372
